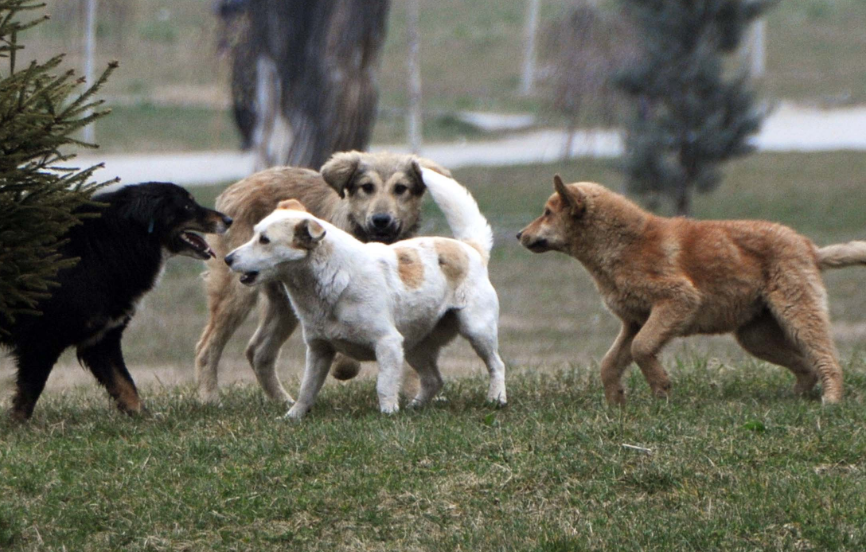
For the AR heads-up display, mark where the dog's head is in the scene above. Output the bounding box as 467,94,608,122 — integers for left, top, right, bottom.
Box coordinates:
113,182,233,259
517,175,594,254
224,200,326,286
320,151,450,244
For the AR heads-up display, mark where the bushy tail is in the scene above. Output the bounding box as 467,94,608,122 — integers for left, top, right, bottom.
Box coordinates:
817,241,866,270
421,167,493,263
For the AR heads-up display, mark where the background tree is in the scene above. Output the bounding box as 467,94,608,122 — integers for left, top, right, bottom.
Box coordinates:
616,0,776,216
543,1,637,158
0,0,115,334
216,0,390,170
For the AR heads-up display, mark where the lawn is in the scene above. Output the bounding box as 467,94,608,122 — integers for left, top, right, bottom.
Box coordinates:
2,151,866,550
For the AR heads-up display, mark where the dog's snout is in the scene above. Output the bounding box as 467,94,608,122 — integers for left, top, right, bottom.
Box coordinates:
371,214,392,229
516,230,523,240
224,253,234,267
222,215,233,227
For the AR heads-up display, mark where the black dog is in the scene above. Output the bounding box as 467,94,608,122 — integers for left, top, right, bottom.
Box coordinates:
1,182,232,421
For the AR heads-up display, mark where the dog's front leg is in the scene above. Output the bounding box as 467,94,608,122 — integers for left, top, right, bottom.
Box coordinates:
285,341,336,420
600,321,639,405
375,333,405,414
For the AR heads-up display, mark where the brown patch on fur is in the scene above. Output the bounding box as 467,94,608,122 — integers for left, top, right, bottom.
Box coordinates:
292,219,326,250
395,247,424,289
519,177,850,406
278,199,307,212
434,240,469,286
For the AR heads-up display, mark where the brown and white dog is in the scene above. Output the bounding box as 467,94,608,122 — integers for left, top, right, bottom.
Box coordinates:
224,169,506,418
518,175,866,405
195,151,450,404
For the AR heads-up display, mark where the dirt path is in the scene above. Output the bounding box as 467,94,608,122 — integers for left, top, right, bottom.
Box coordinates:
75,102,866,187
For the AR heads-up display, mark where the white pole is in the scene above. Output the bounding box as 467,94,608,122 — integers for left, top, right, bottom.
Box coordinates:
520,0,540,95
406,0,422,153
82,0,97,143
751,19,766,78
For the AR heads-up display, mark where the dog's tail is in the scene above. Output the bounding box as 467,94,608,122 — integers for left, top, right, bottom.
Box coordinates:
817,241,866,270
421,167,493,264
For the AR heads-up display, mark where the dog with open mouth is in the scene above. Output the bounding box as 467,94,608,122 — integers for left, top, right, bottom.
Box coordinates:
224,169,507,419
194,151,451,406
1,182,232,421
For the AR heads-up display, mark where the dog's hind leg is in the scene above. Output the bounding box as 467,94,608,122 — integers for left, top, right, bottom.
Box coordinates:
735,311,818,396
764,271,843,404
456,305,507,406
195,272,258,404
77,327,143,415
245,281,298,404
285,341,336,420
600,321,639,405
10,344,64,421
405,316,457,408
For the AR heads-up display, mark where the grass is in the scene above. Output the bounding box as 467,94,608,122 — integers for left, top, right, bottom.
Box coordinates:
21,0,866,152
3,151,866,549
1,367,865,550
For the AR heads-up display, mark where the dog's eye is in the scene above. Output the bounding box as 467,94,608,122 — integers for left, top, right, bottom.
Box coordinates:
184,204,194,211
393,184,408,195
544,208,552,216
361,183,375,194
259,235,270,245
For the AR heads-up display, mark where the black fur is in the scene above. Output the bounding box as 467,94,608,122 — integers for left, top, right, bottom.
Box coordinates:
1,182,232,421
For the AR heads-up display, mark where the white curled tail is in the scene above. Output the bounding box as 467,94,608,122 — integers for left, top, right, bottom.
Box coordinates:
420,167,493,264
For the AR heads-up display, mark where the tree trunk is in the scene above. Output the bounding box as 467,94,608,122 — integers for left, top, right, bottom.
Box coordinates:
406,0,422,153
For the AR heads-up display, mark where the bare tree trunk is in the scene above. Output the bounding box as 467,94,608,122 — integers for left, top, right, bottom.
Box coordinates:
82,0,97,144
406,0,422,153
520,0,540,95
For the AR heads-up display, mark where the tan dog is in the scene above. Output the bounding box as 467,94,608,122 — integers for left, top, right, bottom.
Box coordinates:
518,175,866,405
195,151,450,404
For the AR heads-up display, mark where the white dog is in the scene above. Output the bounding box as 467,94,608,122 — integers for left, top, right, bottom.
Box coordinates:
224,169,507,418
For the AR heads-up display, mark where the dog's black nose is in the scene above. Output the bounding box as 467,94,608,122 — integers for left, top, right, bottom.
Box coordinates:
371,214,392,229
224,253,234,267
223,215,233,227
516,230,523,240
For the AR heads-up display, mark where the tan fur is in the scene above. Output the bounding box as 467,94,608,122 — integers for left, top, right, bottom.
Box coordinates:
518,176,858,405
278,199,307,212
195,152,451,403
434,240,470,286
395,247,425,289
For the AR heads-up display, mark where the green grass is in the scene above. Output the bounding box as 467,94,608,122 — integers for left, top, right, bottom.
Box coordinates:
3,152,866,550
1,367,865,551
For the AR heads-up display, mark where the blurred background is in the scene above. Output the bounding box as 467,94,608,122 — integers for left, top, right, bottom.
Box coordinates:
3,0,866,396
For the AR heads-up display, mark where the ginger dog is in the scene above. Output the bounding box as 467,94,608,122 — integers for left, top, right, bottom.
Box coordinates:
225,169,506,418
518,175,866,405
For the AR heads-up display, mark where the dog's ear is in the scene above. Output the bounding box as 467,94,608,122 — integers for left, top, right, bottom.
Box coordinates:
554,175,585,217
321,151,362,198
277,199,307,212
293,219,327,249
407,159,428,197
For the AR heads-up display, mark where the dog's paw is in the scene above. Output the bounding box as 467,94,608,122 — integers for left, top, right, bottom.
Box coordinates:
284,404,308,421
380,403,400,415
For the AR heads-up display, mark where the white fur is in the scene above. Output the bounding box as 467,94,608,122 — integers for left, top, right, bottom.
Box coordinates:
420,167,493,254
227,174,506,419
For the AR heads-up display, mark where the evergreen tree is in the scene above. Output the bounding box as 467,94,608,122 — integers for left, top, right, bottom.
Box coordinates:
616,0,775,216
0,0,116,334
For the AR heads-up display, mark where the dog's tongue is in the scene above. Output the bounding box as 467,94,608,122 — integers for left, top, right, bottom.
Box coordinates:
182,231,215,258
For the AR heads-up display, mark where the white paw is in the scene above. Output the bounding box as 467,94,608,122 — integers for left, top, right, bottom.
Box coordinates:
284,404,307,421
380,402,400,415
487,390,507,407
